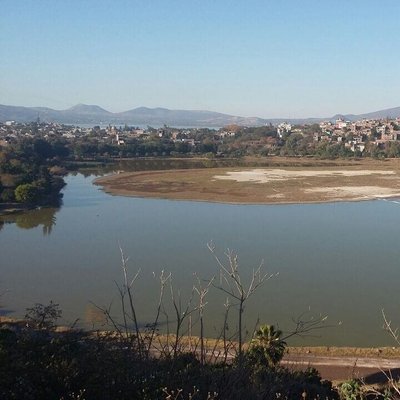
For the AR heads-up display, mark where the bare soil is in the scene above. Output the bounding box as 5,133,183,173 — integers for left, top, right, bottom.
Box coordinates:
94,158,400,204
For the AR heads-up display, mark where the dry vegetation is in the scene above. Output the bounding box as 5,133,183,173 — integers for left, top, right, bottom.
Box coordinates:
95,158,400,204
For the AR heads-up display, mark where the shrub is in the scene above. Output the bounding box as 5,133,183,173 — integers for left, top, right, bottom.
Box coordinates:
14,183,40,203
25,301,62,330
338,379,363,400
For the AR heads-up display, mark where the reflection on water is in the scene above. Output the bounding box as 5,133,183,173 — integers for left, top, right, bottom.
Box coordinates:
2,158,218,233
0,199,61,236
74,157,278,177
2,159,400,346
0,157,354,231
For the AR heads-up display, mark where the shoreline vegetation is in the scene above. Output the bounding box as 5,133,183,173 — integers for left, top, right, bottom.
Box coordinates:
94,157,400,205
0,137,67,216
2,314,400,398
1,315,400,359
4,154,399,216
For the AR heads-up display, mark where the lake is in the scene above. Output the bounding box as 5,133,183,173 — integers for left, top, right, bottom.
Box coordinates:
1,160,400,347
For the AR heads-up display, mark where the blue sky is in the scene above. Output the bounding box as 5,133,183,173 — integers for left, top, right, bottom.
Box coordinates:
1,0,400,118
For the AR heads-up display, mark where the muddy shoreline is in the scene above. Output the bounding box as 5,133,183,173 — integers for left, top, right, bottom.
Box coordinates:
94,160,400,205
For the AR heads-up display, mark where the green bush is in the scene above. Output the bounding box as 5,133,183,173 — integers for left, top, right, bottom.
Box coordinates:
14,183,40,203
338,379,363,400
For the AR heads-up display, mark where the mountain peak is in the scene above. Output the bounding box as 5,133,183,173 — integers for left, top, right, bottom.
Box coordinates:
67,104,111,114
1,103,400,127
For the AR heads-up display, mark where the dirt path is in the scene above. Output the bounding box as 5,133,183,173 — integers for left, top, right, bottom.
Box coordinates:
283,354,400,383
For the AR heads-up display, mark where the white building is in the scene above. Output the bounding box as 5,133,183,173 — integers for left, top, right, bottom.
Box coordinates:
277,122,292,138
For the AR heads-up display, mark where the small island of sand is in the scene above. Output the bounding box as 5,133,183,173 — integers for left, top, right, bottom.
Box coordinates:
94,159,400,205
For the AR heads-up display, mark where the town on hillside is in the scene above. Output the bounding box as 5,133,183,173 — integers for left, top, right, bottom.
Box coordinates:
1,117,400,159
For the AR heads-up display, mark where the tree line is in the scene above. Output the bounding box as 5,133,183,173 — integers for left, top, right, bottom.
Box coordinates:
0,138,67,205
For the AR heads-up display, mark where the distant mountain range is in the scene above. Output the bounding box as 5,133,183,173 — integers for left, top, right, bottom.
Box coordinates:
1,103,400,127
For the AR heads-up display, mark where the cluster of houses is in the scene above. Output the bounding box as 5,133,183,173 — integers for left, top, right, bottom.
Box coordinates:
1,117,400,156
0,121,94,146
0,121,226,148
314,118,400,153
106,125,238,147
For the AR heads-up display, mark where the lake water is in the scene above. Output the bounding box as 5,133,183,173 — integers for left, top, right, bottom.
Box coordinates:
1,160,400,347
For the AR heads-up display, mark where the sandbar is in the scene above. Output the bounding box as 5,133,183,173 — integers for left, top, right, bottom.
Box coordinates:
94,160,400,204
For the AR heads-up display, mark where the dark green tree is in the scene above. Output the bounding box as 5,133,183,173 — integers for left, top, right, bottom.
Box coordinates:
33,139,54,160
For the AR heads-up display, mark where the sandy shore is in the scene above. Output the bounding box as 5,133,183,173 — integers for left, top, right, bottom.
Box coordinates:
94,160,400,204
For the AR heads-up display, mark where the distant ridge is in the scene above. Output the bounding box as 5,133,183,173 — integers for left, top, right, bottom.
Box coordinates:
0,103,400,127
0,104,267,126
333,106,400,121
67,104,112,114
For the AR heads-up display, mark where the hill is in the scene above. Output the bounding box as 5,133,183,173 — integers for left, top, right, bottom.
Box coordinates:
1,103,400,127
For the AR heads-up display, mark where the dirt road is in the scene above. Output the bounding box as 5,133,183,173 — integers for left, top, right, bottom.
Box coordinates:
283,353,400,383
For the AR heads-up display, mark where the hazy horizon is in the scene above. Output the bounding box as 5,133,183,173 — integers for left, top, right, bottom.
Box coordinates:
1,1,400,119
2,101,400,121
